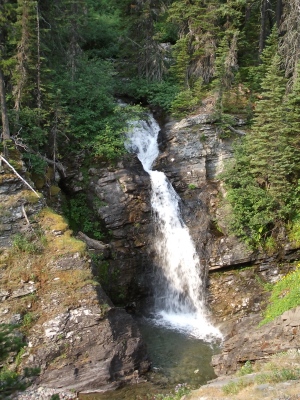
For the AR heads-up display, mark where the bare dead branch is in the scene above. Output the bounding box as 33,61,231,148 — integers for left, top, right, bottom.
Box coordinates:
0,155,41,198
22,204,30,225
227,125,246,135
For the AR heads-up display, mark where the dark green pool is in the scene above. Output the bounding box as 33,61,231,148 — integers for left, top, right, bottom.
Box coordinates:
80,317,220,400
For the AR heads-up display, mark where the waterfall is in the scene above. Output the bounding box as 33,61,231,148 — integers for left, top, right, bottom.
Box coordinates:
126,115,221,340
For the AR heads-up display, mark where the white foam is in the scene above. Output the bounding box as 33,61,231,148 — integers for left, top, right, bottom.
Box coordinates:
155,311,223,341
126,113,222,341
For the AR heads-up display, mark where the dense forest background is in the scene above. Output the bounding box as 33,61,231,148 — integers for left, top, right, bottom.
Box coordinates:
1,0,300,248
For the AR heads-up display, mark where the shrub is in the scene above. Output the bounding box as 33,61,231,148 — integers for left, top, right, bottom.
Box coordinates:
260,266,300,325
238,360,253,376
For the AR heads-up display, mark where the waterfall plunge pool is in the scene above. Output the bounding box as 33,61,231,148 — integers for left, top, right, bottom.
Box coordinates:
80,316,220,400
80,112,222,399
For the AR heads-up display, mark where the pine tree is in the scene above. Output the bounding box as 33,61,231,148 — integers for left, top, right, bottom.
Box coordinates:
214,30,239,115
0,0,14,143
248,53,287,198
115,0,168,81
168,0,220,84
281,61,300,190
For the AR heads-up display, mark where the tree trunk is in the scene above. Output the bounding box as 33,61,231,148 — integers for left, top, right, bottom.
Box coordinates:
259,0,268,55
276,0,283,29
0,67,10,141
36,3,42,110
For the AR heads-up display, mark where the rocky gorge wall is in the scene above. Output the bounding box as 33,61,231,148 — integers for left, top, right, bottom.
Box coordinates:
2,108,300,395
65,111,299,306
64,110,300,376
0,164,150,394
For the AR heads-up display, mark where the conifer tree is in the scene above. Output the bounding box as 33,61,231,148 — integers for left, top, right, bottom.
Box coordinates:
0,0,13,143
248,53,288,199
116,0,168,81
168,0,220,84
214,30,239,115
281,60,300,194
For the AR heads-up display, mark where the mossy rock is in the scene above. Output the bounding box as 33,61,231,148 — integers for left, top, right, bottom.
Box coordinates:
50,185,61,196
31,173,45,190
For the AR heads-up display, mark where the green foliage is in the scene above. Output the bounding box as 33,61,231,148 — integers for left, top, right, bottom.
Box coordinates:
220,140,277,247
238,360,253,376
81,3,121,58
0,324,27,396
221,56,300,247
260,266,300,325
240,27,279,93
21,154,47,176
288,218,300,246
0,324,24,363
169,77,204,117
222,366,300,395
117,78,179,113
50,395,60,400
12,231,45,254
91,255,110,285
63,193,104,240
255,368,300,383
222,379,247,395
214,113,237,138
92,104,146,159
22,312,38,330
0,368,26,397
188,183,197,190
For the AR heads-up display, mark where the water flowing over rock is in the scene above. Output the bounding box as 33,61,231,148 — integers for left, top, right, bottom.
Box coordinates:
59,110,300,382
125,114,221,340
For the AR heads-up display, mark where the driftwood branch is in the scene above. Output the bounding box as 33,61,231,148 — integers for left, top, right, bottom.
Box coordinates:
39,154,66,177
21,204,30,225
77,231,110,258
228,125,246,136
0,155,41,198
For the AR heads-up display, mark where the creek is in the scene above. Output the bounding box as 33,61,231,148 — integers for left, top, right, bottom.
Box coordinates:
81,113,221,399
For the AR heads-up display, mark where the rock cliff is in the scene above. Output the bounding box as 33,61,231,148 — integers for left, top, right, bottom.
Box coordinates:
2,108,300,394
66,110,300,377
0,163,150,394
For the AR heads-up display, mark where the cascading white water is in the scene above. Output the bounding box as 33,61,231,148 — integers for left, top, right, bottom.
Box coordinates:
126,115,222,340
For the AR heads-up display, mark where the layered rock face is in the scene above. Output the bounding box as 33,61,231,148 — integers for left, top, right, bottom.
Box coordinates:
84,158,155,307
0,165,150,393
34,307,149,392
212,306,300,376
66,113,252,308
80,111,300,377
3,111,300,394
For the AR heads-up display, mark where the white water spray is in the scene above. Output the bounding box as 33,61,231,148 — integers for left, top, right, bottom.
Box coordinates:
126,115,221,340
